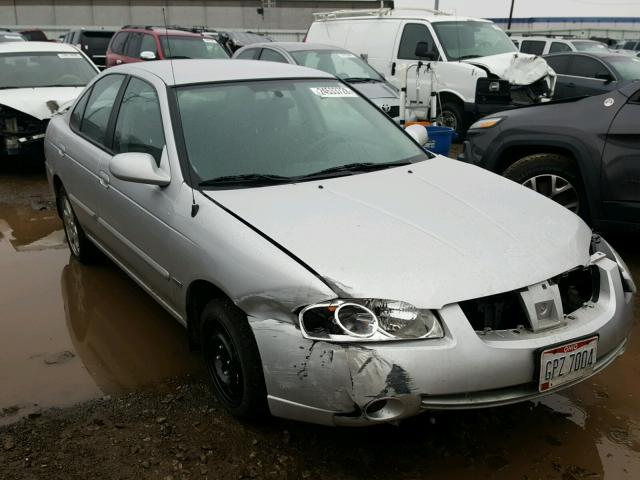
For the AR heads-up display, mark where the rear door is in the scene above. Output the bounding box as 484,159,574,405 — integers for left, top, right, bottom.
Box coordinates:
601,88,640,223
59,74,126,236
121,32,143,64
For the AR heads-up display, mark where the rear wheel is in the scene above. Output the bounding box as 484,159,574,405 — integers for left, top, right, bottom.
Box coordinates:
503,153,589,222
200,299,268,419
58,187,100,263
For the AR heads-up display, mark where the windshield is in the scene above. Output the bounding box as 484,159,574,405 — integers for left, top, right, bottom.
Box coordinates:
177,79,426,186
573,41,609,53
160,36,229,59
0,52,97,89
608,55,640,81
290,50,383,82
431,21,517,61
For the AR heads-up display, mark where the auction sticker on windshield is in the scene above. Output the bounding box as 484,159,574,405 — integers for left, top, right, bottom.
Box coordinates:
311,86,358,98
539,336,598,392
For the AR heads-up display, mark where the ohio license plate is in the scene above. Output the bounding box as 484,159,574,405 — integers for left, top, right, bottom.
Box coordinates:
539,336,598,392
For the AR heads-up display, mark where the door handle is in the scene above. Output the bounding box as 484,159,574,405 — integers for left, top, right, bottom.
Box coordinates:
98,171,110,189
56,143,66,157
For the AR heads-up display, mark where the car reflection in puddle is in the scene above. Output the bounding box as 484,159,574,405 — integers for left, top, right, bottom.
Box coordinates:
61,258,202,394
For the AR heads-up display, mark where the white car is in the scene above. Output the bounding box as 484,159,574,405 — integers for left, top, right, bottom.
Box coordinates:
0,41,99,158
511,36,610,56
304,0,556,134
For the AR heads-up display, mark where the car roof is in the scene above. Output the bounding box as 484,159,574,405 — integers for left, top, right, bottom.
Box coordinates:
121,26,204,37
110,59,335,86
545,51,625,60
0,41,81,54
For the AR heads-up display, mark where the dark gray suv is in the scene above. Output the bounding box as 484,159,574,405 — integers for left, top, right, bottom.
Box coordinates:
460,82,640,231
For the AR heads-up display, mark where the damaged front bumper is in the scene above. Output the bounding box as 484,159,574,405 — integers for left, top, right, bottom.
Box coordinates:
0,106,48,157
250,254,634,426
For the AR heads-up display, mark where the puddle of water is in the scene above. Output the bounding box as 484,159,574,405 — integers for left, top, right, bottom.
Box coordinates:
0,184,200,425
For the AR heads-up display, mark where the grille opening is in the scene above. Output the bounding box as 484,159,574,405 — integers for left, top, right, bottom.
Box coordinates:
554,266,600,314
459,291,530,332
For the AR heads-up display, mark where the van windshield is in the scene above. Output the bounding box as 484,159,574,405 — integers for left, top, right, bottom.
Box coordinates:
431,21,517,61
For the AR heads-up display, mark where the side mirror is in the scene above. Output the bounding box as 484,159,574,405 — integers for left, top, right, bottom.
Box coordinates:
405,124,428,146
110,152,170,186
595,72,614,83
415,42,437,60
140,50,156,61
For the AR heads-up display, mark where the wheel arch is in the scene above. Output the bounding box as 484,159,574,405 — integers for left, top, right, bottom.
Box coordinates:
494,140,602,224
185,279,234,350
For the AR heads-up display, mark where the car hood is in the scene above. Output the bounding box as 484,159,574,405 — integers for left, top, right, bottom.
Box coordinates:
209,157,591,309
463,52,555,85
0,87,85,121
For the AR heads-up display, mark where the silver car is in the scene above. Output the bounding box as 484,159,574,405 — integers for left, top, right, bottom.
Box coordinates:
45,60,635,426
233,42,400,118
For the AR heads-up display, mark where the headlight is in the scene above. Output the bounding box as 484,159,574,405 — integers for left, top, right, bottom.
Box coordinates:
299,299,444,342
469,117,503,130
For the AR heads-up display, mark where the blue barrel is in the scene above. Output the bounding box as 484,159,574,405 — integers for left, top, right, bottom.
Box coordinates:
424,126,456,156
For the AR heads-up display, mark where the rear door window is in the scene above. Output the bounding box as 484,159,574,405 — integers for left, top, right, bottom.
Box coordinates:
110,32,128,54
79,74,125,147
259,48,288,63
545,55,572,75
236,48,258,60
398,23,436,60
549,42,571,53
520,40,546,55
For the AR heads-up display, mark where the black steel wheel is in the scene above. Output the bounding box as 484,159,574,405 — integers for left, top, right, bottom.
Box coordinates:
200,299,268,419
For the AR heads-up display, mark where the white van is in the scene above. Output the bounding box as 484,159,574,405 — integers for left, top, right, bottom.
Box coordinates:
305,0,556,133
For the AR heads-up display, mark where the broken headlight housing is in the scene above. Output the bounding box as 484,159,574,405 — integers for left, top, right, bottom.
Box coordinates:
299,299,444,342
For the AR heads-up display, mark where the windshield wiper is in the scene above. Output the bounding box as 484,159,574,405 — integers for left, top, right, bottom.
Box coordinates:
344,77,382,83
296,161,412,181
457,55,482,60
167,55,191,59
199,173,292,188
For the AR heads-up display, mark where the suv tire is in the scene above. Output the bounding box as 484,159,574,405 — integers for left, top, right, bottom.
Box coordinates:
503,153,589,222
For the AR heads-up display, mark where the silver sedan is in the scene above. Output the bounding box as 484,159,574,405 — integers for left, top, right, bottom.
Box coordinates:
45,60,635,426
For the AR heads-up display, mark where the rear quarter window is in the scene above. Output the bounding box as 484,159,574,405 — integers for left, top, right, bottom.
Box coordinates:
110,32,128,54
521,40,546,56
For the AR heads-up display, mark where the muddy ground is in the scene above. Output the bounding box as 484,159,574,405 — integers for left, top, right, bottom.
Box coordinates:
0,158,638,480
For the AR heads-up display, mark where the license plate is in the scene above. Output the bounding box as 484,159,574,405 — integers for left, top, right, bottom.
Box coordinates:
539,336,598,392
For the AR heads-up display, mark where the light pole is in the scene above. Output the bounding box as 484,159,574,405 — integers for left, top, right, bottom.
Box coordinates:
435,0,440,10
507,0,516,30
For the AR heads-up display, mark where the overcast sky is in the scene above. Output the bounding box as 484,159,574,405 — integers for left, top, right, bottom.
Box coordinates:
430,0,640,18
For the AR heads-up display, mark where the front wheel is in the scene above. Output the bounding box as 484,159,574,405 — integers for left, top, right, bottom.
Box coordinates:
200,299,268,419
437,100,464,137
503,153,589,222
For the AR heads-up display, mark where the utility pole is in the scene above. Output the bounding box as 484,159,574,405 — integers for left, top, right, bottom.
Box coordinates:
435,0,440,10
507,0,515,30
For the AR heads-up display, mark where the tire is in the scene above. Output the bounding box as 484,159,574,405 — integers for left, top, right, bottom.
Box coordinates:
437,100,464,137
503,153,590,222
200,298,268,420
58,187,100,263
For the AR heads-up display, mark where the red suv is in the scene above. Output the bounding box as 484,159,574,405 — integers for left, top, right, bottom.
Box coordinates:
105,26,229,68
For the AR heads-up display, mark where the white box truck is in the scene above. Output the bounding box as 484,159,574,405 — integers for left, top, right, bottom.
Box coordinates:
305,0,556,134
